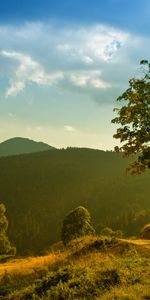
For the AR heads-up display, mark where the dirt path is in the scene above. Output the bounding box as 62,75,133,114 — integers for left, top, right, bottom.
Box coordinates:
0,252,66,278
122,238,150,249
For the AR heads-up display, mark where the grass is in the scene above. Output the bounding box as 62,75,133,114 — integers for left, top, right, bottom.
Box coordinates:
0,252,67,278
0,236,150,299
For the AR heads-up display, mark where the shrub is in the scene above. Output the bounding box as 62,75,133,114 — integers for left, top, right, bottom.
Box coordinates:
140,223,150,239
100,227,123,238
61,206,95,245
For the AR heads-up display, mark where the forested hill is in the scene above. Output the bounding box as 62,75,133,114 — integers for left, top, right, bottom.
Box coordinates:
0,147,150,255
0,137,55,157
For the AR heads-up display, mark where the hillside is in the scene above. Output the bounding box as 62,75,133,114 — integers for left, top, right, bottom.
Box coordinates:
0,137,55,157
0,147,150,255
0,236,150,299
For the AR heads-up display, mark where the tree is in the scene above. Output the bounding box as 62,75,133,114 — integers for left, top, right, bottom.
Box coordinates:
0,203,16,255
112,60,150,174
61,206,95,245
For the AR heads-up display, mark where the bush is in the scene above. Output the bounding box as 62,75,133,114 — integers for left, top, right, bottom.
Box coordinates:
100,227,123,238
35,264,120,300
140,223,150,239
61,206,95,245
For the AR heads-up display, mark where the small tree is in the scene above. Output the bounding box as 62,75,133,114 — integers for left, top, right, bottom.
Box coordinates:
0,203,16,255
140,223,150,239
112,60,150,174
61,206,95,245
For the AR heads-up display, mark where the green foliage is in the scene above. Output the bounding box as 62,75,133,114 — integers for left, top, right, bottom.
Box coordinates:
140,223,150,239
0,203,8,233
0,203,16,255
68,236,119,257
112,60,150,174
35,264,120,300
0,148,150,254
104,209,150,238
100,227,123,238
61,206,95,245
4,236,150,300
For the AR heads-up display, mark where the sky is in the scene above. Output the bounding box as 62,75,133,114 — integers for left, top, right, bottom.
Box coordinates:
0,0,150,150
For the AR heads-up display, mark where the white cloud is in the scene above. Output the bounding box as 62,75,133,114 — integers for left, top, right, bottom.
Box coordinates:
64,125,76,132
35,126,43,131
0,50,111,97
0,22,149,102
81,56,94,64
69,70,111,89
56,25,128,63
57,43,72,51
6,81,25,97
8,113,16,118
1,50,64,97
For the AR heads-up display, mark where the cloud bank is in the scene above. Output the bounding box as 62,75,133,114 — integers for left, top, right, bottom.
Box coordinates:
0,22,149,103
0,21,150,150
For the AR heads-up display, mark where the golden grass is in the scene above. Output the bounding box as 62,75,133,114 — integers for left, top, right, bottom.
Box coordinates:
0,237,149,281
0,237,150,300
97,284,150,300
0,251,67,279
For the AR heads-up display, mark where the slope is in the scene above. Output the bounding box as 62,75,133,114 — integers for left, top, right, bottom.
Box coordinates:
0,236,150,300
0,147,150,254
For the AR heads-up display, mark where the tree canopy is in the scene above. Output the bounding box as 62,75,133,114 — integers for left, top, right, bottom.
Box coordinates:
61,206,95,245
112,60,150,174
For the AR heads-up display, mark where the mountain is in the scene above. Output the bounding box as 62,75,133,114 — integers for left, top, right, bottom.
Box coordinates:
0,137,55,157
0,147,150,255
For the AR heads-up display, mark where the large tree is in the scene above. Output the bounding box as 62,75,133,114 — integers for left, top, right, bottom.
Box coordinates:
112,60,150,174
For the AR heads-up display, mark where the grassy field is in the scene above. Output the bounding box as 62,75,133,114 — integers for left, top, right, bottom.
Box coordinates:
0,252,67,278
0,236,150,299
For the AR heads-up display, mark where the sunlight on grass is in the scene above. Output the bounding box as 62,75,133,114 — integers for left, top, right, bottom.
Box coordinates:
0,236,149,299
0,252,67,279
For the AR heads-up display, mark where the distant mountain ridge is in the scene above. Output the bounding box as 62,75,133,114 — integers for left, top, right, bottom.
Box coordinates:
0,137,55,157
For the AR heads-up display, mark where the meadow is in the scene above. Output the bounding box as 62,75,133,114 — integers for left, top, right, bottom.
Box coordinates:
0,236,150,300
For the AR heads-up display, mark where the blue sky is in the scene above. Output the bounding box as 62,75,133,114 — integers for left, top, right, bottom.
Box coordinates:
0,0,150,149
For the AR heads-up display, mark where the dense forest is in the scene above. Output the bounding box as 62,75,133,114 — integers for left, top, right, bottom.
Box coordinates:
0,147,150,255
